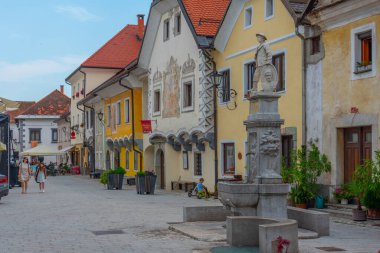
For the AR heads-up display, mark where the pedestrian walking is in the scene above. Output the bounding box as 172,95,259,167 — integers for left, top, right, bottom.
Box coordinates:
18,157,32,194
36,163,47,193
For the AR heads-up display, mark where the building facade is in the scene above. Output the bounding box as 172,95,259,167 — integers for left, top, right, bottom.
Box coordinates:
305,0,380,190
139,0,230,190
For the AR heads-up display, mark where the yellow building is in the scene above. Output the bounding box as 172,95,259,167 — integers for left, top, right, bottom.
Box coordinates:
212,0,309,179
103,86,143,176
305,0,380,188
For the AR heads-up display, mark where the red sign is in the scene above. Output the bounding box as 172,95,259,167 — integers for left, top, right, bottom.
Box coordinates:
141,120,152,133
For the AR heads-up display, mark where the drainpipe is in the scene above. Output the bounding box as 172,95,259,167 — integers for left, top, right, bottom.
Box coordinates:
213,70,218,187
295,24,307,148
118,79,143,172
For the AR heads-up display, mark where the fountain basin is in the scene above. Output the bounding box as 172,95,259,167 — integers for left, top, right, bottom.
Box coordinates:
218,182,259,216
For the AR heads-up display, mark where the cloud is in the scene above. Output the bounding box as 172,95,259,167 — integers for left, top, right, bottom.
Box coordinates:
54,5,100,22
0,56,86,82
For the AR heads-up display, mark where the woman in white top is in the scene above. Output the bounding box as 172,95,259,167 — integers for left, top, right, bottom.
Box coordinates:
36,163,47,193
18,157,32,194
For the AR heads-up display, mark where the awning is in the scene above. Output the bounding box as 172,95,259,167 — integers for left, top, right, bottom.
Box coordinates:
0,142,6,151
59,145,74,153
20,145,64,156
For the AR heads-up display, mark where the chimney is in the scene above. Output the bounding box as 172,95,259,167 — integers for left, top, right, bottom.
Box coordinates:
137,14,145,40
60,85,64,94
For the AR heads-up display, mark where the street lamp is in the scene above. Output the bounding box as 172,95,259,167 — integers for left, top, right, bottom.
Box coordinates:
211,71,237,110
97,111,103,121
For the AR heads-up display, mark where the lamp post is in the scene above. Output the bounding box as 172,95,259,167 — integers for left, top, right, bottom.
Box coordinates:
211,71,237,110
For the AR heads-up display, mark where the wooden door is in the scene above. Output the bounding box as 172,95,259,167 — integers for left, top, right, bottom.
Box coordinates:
160,151,165,189
344,126,372,183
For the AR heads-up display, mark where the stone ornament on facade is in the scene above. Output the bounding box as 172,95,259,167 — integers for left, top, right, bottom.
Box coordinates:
251,33,278,93
163,56,181,118
182,54,196,75
260,129,280,157
153,68,162,83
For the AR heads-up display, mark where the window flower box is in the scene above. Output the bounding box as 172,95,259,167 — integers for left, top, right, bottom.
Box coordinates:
76,92,79,97
80,89,84,95
355,62,372,74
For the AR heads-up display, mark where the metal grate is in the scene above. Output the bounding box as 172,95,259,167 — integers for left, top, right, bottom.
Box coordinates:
316,247,346,252
92,229,125,236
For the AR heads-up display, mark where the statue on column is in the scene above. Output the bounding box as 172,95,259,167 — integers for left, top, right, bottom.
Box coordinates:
250,33,278,94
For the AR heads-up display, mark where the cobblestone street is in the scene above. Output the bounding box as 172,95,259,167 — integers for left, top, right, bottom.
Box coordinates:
1,176,380,253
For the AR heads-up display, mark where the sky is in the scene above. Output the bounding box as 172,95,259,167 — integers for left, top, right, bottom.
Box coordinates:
0,0,151,101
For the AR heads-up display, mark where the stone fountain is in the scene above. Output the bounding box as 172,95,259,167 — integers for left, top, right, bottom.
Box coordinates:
218,33,289,219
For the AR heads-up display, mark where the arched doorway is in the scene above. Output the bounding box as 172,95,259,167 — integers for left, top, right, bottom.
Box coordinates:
106,150,111,170
156,149,165,189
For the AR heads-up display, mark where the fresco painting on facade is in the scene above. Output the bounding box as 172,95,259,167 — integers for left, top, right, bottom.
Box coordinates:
163,57,181,118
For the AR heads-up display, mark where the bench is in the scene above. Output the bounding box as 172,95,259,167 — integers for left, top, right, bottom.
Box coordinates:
126,177,136,185
90,169,103,179
171,181,196,192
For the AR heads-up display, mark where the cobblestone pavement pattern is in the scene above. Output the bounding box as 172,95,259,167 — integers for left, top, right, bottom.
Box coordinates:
1,176,380,253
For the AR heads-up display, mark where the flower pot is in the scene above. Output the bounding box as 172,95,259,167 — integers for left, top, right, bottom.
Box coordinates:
367,209,380,220
107,173,124,190
352,209,367,221
340,199,348,205
295,203,307,209
145,174,157,194
315,195,325,209
135,175,146,194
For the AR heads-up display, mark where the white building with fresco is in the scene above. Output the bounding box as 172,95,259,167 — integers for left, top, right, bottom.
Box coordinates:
139,0,230,190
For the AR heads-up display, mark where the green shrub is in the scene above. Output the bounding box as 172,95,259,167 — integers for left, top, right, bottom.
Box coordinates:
100,170,110,185
136,171,145,176
363,188,380,209
110,167,126,174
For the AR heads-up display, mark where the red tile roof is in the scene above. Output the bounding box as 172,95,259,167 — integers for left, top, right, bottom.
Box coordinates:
81,24,143,69
20,90,70,116
182,0,231,37
6,101,35,123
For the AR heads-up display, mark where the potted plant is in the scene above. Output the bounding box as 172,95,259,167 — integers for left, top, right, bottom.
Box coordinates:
333,184,354,204
349,160,372,221
362,151,380,219
283,144,331,209
145,170,157,194
107,167,126,190
100,170,110,188
135,171,146,194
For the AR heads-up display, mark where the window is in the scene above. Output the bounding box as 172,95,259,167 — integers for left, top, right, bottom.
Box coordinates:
222,143,235,175
134,152,138,171
51,129,58,143
311,36,321,55
124,98,130,123
125,150,130,170
174,13,181,35
220,70,231,103
30,128,41,142
351,23,376,79
107,105,111,127
183,81,193,108
194,152,202,176
272,53,285,92
244,7,253,28
244,61,256,96
153,90,161,115
183,151,188,170
116,102,121,125
265,0,274,19
163,18,170,41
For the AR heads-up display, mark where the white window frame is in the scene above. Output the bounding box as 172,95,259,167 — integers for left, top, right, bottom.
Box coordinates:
242,58,256,100
351,22,376,80
217,67,232,105
124,98,130,123
265,0,274,20
220,140,236,178
163,18,170,41
193,151,203,177
181,75,195,112
244,6,253,30
153,88,161,117
116,101,121,125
